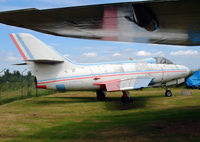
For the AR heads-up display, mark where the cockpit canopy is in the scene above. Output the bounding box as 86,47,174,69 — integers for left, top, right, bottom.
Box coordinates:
135,57,174,64
153,57,174,64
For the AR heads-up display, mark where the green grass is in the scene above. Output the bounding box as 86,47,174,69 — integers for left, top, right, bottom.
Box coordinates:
0,88,200,142
0,86,56,105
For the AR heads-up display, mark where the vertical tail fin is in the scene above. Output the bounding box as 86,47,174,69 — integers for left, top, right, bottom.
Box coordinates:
10,33,76,83
10,33,64,61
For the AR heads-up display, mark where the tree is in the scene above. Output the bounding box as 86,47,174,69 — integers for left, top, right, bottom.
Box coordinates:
0,69,34,83
27,71,32,78
4,69,11,77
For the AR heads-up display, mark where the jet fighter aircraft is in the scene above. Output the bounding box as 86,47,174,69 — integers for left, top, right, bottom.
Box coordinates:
10,33,190,102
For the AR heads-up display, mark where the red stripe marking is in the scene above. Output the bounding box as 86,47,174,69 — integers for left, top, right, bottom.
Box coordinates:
99,84,106,90
37,85,47,89
102,6,118,41
38,70,187,85
10,34,27,60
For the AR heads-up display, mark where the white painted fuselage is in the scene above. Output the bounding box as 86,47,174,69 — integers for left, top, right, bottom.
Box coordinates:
34,61,189,91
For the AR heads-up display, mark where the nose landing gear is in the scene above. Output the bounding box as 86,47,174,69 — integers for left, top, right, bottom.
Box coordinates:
165,90,173,97
165,87,173,97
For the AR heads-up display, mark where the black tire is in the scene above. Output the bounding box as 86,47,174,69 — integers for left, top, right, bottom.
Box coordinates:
165,90,173,97
96,91,106,101
121,96,127,103
96,91,101,100
121,97,133,103
100,93,105,101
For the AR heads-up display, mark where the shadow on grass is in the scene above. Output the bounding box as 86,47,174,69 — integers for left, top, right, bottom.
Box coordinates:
0,89,56,105
36,94,164,111
1,95,33,105
24,106,200,142
104,95,164,110
35,97,98,105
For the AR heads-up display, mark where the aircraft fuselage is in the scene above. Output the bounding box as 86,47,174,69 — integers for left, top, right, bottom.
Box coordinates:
35,62,189,91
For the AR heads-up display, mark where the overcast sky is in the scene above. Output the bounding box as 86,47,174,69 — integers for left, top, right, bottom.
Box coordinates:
0,0,200,75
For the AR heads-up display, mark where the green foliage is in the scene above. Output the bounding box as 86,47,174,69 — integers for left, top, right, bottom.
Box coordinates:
0,70,34,90
0,70,56,105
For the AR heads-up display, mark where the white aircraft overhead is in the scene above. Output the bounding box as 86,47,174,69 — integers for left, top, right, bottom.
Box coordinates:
10,33,190,102
0,0,200,45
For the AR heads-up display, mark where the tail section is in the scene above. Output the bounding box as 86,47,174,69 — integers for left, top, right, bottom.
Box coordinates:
10,33,76,84
10,33,64,61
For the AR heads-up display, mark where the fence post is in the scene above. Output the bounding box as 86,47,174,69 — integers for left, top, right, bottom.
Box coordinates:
0,86,2,105
0,68,6,105
21,69,27,98
34,77,38,97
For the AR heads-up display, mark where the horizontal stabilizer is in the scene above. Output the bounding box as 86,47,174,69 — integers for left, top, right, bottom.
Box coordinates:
26,59,64,64
13,63,27,65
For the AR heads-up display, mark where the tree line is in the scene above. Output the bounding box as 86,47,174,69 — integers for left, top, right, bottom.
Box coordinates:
0,69,34,84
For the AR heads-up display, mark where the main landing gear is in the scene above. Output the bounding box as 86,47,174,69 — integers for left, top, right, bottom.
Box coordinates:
96,90,132,103
96,90,106,101
121,91,132,103
165,87,173,97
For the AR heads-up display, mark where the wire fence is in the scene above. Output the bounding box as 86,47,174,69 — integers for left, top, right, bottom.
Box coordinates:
0,82,56,105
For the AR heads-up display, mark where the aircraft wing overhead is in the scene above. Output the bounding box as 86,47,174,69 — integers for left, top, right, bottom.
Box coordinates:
1,0,200,46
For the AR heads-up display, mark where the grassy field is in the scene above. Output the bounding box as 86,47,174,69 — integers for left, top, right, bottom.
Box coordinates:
0,84,56,105
0,88,200,142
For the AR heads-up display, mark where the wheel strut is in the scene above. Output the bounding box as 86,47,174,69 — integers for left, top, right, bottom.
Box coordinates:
121,91,132,103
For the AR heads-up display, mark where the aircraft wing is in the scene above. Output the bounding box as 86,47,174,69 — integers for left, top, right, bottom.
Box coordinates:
0,0,200,46
94,77,153,92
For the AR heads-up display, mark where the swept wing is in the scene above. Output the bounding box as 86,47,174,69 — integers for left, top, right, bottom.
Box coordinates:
0,0,200,45
94,77,153,91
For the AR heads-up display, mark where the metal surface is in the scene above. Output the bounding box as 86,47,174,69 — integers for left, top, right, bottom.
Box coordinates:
1,0,200,46
10,33,190,92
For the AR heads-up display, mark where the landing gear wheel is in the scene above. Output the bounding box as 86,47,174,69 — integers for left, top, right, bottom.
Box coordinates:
121,91,132,103
121,96,126,103
96,91,106,101
121,96,131,103
165,90,173,97
97,92,100,100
